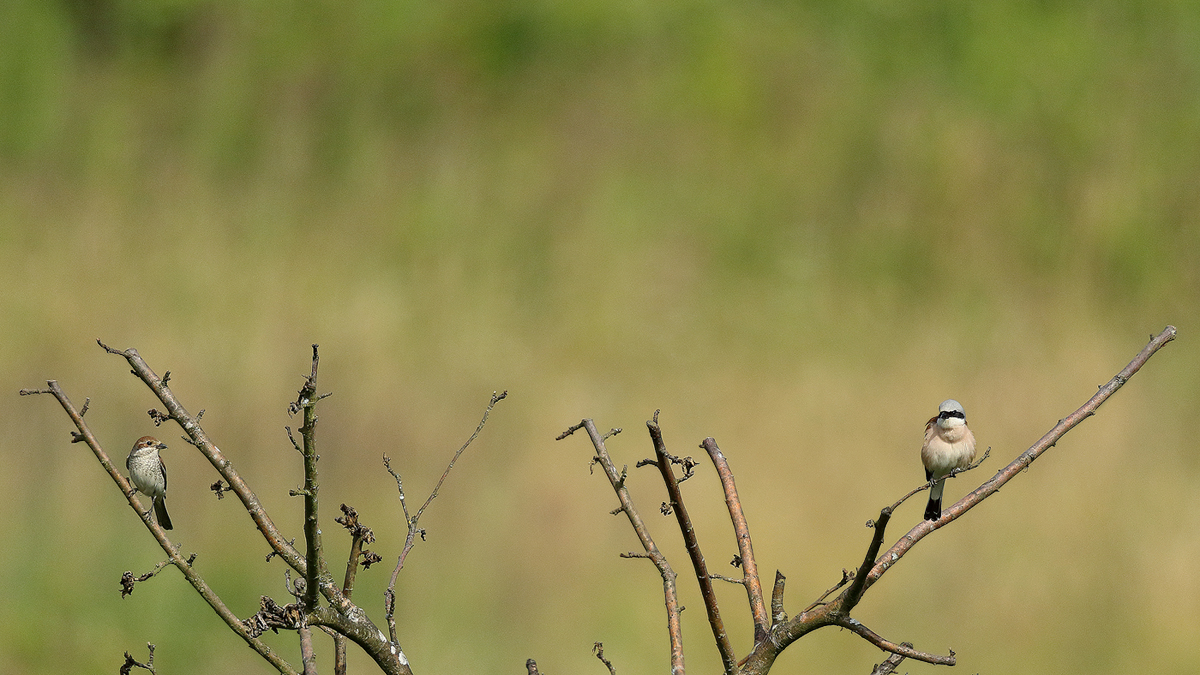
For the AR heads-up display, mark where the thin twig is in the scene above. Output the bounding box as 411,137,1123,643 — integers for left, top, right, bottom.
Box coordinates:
801,569,850,613
593,642,618,675
888,447,991,514
559,418,685,675
709,573,746,584
384,391,507,657
120,552,189,598
417,390,508,522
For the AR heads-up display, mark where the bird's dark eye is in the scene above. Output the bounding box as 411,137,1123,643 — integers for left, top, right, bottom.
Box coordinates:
940,410,965,420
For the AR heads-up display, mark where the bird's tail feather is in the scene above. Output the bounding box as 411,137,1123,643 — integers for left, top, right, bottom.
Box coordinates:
154,498,173,530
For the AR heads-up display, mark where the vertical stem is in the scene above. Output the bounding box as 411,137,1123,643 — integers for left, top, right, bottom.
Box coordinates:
299,346,325,613
770,571,786,624
299,624,318,675
335,524,365,675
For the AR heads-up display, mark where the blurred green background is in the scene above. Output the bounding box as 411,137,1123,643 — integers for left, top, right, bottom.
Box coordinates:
0,0,1196,673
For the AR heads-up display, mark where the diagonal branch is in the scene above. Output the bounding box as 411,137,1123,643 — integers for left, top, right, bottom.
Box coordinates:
96,340,308,576
95,341,409,675
854,325,1177,597
832,617,954,666
701,437,769,643
559,419,685,675
22,380,300,675
870,650,908,675
416,390,508,523
648,416,736,675
736,326,1177,675
840,506,893,614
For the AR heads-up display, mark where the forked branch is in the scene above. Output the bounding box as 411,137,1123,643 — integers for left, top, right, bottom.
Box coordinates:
22,380,299,675
558,326,1175,675
95,340,309,578
558,419,685,675
750,326,1176,672
89,342,411,674
384,390,508,655
853,325,1177,597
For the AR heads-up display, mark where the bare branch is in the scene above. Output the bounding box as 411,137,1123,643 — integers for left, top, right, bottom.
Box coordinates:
854,325,1177,598
384,391,507,659
299,621,318,675
334,504,375,675
415,390,508,522
839,505,893,614
869,649,907,675
738,326,1177,675
337,505,376,596
648,415,735,675
559,418,685,675
119,643,156,674
91,342,412,674
702,437,769,643
802,569,850,614
26,378,300,674
296,344,329,613
770,571,787,624
593,642,618,675
94,340,309,580
833,617,954,666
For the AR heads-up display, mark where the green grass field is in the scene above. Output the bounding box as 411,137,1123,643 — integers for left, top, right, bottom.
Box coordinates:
0,1,1196,673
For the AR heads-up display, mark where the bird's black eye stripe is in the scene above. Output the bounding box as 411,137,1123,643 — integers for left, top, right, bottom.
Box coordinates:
940,410,965,419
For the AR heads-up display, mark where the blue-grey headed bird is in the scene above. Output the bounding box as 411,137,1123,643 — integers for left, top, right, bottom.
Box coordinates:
921,400,976,521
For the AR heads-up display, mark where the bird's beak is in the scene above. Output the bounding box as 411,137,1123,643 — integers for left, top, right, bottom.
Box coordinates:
157,442,168,450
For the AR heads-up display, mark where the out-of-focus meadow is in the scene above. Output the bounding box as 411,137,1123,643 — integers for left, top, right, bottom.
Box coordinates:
1,1,1197,673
